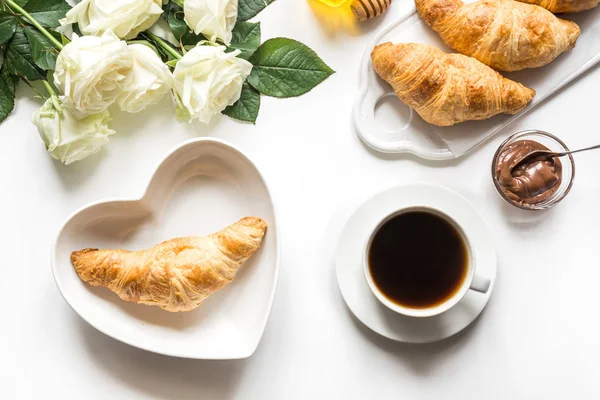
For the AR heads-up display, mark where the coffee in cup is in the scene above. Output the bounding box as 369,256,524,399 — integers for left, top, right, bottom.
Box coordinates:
363,207,490,317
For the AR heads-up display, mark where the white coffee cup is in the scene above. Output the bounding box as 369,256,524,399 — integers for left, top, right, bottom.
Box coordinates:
363,206,491,318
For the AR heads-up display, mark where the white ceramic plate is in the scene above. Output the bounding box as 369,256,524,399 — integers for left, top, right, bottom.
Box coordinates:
354,2,600,160
52,138,279,359
335,183,497,343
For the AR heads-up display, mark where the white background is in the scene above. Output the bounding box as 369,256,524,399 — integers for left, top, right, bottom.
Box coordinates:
3,0,600,398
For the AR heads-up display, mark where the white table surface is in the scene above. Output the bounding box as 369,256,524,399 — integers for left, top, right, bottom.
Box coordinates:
3,1,600,398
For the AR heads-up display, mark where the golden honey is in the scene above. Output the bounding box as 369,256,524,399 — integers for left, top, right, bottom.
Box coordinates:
315,0,349,6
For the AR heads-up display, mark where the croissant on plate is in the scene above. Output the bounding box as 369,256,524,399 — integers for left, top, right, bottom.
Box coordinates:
371,42,536,126
516,0,599,13
71,217,267,312
415,0,581,71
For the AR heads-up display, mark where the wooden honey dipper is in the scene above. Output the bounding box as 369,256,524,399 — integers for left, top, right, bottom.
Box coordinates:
350,0,392,21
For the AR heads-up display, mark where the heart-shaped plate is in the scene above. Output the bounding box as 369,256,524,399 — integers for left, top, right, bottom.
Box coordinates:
51,138,279,359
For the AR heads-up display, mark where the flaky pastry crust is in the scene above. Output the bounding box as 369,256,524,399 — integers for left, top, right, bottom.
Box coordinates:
371,42,535,126
415,0,580,71
71,217,267,312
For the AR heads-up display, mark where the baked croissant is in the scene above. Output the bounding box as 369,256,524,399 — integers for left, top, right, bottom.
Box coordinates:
515,0,599,13
415,0,581,71
371,42,535,126
71,217,267,312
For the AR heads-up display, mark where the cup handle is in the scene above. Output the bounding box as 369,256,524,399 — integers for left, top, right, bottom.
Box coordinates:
470,274,491,294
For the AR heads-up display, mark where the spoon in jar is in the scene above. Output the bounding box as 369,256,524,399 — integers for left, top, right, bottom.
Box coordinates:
512,143,600,172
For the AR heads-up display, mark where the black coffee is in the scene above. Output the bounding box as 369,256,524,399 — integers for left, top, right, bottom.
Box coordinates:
368,211,469,309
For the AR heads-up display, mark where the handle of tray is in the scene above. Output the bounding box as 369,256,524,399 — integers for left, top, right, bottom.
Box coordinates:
355,128,455,160
353,91,455,160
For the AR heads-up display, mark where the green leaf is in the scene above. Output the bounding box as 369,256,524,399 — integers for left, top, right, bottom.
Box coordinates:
23,25,59,70
72,23,82,38
0,13,18,47
247,38,334,98
238,0,276,21
164,2,204,47
228,21,260,60
166,5,187,41
22,0,71,28
4,27,45,81
223,82,260,124
0,67,17,122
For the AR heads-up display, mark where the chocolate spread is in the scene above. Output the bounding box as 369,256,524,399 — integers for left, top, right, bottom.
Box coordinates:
494,140,562,205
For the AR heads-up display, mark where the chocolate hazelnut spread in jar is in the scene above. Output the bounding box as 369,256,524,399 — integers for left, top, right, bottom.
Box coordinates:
492,131,575,210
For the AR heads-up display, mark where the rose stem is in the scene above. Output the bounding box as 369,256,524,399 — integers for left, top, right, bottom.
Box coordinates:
40,80,62,109
41,80,57,98
4,0,64,50
171,0,185,7
144,31,182,60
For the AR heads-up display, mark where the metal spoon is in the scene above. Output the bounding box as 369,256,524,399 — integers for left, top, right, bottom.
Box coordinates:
512,143,600,171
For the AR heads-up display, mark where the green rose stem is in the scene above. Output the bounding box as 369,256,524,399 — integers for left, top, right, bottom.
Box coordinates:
41,80,56,98
144,31,182,60
40,79,63,111
171,0,185,7
4,0,65,50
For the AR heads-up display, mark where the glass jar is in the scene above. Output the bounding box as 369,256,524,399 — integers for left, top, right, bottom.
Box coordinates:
491,130,575,210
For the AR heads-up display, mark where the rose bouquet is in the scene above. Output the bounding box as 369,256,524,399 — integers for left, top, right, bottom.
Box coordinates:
0,0,333,164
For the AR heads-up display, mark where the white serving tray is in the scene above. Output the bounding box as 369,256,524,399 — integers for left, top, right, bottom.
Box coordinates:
52,138,279,359
353,3,600,160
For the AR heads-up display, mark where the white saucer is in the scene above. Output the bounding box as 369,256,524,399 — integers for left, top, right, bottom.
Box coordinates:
334,183,497,344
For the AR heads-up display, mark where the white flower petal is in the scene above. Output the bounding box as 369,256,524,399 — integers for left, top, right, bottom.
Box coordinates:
117,44,173,113
184,0,238,45
172,43,252,124
32,97,115,165
54,31,133,119
61,0,163,40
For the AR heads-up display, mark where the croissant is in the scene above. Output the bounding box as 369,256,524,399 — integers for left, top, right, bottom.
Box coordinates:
415,0,581,71
371,42,535,126
515,0,599,13
71,217,267,312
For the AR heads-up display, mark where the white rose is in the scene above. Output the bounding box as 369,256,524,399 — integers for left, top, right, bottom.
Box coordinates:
33,96,115,165
173,44,252,124
184,0,238,45
117,44,173,113
61,0,163,40
54,31,133,120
